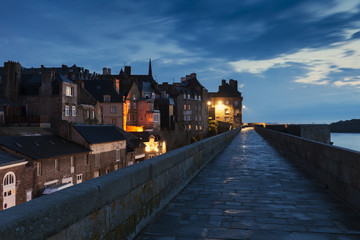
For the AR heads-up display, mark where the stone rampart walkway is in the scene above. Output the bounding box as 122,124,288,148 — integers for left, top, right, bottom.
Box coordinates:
136,128,360,239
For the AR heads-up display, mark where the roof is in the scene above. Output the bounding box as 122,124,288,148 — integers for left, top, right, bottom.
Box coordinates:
0,135,89,160
20,73,73,95
73,125,126,144
0,149,27,167
209,84,242,98
83,80,123,103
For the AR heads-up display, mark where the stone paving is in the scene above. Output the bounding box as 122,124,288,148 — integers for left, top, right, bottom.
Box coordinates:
136,128,360,240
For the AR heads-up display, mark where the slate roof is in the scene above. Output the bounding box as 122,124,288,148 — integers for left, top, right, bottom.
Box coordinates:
0,135,89,160
0,149,27,167
83,80,123,103
73,125,127,144
209,84,242,98
20,73,73,95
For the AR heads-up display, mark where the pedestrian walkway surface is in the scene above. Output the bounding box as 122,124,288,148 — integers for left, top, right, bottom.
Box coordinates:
136,129,360,240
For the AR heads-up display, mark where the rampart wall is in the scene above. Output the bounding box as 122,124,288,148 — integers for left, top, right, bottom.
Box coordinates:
0,128,239,240
255,127,360,211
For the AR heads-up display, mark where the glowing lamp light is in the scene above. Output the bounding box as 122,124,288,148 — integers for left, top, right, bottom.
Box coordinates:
207,101,211,106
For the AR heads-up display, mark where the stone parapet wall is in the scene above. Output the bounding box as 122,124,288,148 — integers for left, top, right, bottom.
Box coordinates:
255,127,360,211
0,128,240,240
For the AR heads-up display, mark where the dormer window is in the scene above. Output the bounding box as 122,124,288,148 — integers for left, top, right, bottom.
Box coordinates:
104,95,111,102
65,86,73,97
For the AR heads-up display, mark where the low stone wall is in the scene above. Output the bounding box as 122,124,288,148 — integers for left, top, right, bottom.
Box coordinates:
255,127,360,211
0,128,240,240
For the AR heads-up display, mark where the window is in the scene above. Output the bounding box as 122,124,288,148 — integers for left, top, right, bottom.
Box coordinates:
225,117,230,121
111,118,116,125
225,108,230,115
55,159,59,172
188,124,191,130
187,115,190,121
106,168,110,174
133,102,137,110
65,86,73,97
116,150,120,162
86,110,90,119
111,106,117,113
94,171,100,178
200,125,202,130
234,101,239,108
225,100,229,105
199,115,202,121
65,105,69,116
188,105,191,110
196,125,198,130
72,106,76,116
37,162,42,176
195,115,197,121
70,156,75,173
184,115,187,121
148,114,153,122
3,172,15,186
133,94,136,100
187,94,190,99
199,95,201,100
91,111,95,119
114,164,119,170
84,155,89,166
104,95,111,102
76,174,83,184
26,190,32,202
184,104,186,110
183,93,186,99
154,114,159,122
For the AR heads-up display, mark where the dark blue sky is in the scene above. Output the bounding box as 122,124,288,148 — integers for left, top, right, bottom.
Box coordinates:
1,0,360,123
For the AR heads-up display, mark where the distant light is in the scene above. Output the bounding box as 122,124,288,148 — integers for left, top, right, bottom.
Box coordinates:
218,101,222,105
243,105,246,109
207,101,211,106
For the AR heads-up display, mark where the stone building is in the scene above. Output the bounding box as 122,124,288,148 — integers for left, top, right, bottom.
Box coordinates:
0,150,30,210
0,61,101,128
0,135,90,201
208,79,243,128
159,73,208,137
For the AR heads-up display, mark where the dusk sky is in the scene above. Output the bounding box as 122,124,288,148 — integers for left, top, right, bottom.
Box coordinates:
1,0,360,124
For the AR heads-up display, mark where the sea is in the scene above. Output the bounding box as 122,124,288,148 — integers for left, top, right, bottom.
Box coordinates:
331,133,360,152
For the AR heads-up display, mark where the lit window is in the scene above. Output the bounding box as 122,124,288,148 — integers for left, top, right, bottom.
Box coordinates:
188,124,191,130
196,125,198,130
199,95,201,100
65,105,69,116
184,104,186,110
225,108,230,115
183,93,186,99
114,164,119,170
111,106,117,113
200,125,202,130
188,94,190,99
72,106,76,116
65,86,73,97
91,111,95,119
188,105,190,110
3,172,15,186
111,118,116,125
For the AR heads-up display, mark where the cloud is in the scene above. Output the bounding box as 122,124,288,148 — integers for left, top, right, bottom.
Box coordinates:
230,37,360,86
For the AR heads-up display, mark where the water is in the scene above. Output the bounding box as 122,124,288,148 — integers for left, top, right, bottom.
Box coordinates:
331,133,360,152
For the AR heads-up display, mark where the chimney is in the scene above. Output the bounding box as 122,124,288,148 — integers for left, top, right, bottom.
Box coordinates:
3,61,22,102
222,79,226,86
180,77,186,82
108,68,111,75
40,69,55,95
102,67,107,75
234,80,238,91
190,73,197,79
186,75,191,80
125,66,131,76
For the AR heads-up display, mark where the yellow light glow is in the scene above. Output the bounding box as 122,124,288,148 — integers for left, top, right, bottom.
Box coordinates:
242,105,246,109
126,125,143,132
218,100,222,105
207,101,211,106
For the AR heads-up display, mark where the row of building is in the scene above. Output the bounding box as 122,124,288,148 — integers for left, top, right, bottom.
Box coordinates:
0,60,243,210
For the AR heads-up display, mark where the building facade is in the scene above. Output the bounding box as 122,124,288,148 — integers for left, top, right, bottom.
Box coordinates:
208,79,243,128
